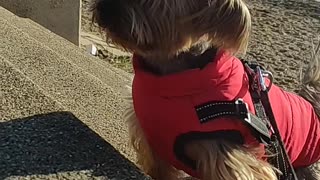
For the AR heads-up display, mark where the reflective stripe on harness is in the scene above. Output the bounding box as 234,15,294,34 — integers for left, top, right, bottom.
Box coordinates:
195,99,271,144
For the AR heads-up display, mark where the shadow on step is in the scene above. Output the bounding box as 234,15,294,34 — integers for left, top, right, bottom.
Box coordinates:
0,111,149,179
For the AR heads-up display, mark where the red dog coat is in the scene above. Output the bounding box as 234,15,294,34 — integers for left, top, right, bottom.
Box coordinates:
132,50,320,177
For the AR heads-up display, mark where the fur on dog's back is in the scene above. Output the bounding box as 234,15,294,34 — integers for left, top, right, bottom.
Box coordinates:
299,41,320,117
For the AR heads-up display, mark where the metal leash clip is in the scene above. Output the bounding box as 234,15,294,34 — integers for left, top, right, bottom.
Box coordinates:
243,62,273,92
256,66,273,92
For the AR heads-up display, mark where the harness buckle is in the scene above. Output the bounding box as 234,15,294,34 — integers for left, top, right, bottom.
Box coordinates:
235,98,251,124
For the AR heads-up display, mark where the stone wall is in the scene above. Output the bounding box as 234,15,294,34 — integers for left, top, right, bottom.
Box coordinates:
0,0,81,46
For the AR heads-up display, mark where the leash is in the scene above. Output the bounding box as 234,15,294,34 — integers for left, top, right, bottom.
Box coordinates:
242,60,298,180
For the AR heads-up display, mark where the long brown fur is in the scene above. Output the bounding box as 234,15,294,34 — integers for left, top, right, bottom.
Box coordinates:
92,0,251,62
92,0,320,179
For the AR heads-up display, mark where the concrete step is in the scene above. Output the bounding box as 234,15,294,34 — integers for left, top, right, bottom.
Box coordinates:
0,56,148,180
0,5,150,179
0,56,64,121
0,7,133,96
0,10,134,160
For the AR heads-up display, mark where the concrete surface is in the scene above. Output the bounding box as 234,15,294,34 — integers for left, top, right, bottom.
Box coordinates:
0,8,132,94
0,111,148,180
0,0,81,46
0,7,148,180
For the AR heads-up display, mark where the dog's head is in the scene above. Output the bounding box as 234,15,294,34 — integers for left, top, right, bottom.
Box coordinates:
92,0,251,61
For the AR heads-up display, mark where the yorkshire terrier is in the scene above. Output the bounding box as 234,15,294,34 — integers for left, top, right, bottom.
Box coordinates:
91,0,320,179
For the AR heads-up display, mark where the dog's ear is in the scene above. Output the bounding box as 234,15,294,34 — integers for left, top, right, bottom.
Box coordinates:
91,0,122,29
185,0,251,54
91,0,136,38
90,0,155,54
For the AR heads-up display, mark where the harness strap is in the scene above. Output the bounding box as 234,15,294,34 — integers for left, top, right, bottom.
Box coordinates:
195,99,271,143
194,97,293,179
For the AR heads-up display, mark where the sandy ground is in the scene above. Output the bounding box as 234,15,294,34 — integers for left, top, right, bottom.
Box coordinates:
80,0,319,92
246,0,319,92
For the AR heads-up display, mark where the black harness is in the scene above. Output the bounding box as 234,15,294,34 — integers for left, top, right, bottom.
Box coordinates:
195,60,298,180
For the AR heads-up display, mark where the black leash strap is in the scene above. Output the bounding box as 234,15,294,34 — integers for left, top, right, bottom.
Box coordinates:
243,60,298,180
260,90,298,180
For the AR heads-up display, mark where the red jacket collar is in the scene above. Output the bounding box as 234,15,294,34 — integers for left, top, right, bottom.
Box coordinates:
132,51,235,97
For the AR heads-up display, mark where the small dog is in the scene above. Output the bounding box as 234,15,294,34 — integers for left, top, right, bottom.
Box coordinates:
92,0,320,179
